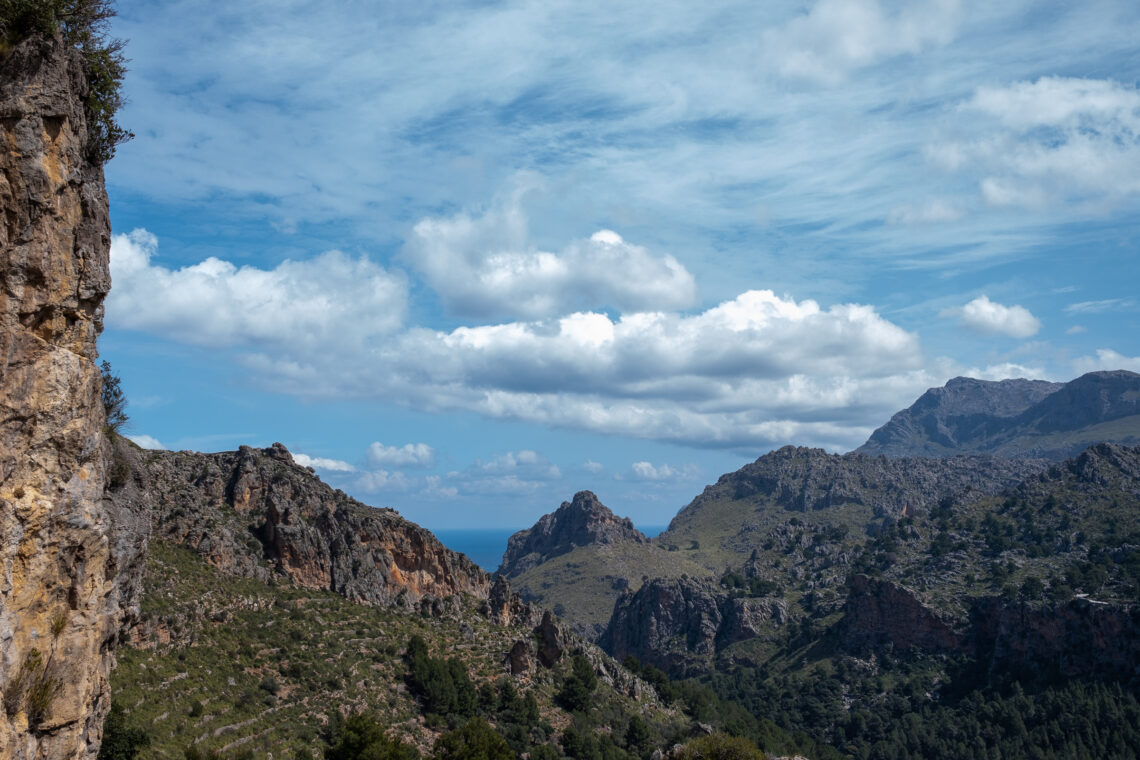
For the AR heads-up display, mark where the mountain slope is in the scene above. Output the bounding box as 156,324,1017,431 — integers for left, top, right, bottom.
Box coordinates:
857,371,1140,459
499,492,709,639
103,439,759,760
598,443,1140,759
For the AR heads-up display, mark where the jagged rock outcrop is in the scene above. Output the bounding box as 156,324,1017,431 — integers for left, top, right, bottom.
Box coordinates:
499,491,647,576
599,577,788,677
840,574,963,654
119,443,492,607
484,575,539,628
534,610,565,667
0,32,127,760
858,371,1140,460
600,577,723,677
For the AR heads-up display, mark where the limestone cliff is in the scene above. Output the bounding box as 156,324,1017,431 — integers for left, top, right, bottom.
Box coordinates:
0,33,118,760
115,443,492,610
599,577,788,677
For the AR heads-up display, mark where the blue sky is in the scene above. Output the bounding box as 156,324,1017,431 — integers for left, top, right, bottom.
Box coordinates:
101,0,1140,530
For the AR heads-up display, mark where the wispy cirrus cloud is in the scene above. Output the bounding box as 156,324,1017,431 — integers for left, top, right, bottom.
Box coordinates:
1064,297,1137,314
763,0,961,85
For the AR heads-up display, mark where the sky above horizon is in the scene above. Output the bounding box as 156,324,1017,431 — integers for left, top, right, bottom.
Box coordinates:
101,0,1140,530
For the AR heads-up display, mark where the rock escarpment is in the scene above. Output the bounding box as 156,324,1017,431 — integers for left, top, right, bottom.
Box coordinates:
841,575,963,654
858,371,1140,460
0,33,123,760
499,490,647,576
670,446,1043,526
116,443,492,609
599,577,787,677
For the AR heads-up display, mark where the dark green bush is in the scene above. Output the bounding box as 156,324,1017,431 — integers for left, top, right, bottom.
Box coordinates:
434,717,512,760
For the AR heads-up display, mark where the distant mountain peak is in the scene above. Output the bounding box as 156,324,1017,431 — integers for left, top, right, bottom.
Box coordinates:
857,370,1140,460
498,491,647,576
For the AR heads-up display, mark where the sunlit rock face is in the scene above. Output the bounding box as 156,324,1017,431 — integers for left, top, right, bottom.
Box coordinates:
121,443,493,608
0,33,119,760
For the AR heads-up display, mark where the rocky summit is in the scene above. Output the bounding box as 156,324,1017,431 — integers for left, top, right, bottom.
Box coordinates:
499,490,647,577
858,370,1140,460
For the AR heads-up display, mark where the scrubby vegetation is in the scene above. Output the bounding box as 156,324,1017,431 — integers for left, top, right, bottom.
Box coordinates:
0,0,131,161
109,541,735,759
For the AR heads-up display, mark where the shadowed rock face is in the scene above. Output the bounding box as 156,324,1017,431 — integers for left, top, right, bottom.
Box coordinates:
599,577,787,678
841,575,963,654
499,491,647,576
0,34,121,760
858,372,1140,460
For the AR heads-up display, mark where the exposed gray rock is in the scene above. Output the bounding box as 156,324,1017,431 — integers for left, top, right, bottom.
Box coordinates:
499,491,647,576
858,371,1140,460
115,444,492,608
535,610,565,667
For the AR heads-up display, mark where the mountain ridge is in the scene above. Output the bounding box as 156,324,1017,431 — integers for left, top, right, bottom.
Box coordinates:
857,370,1140,459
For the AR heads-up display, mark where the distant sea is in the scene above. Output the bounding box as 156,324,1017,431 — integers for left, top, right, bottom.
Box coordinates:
434,524,669,572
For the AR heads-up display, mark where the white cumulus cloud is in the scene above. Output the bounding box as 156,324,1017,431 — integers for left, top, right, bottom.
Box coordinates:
1072,349,1140,374
402,200,697,320
366,442,436,468
108,229,407,348
942,296,1041,339
293,453,356,472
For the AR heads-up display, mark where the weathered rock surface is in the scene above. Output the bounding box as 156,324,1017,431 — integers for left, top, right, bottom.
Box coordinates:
499,491,647,576
0,33,125,760
842,573,1140,682
973,596,1140,682
599,577,788,677
534,610,565,667
123,443,492,607
858,371,1140,460
670,446,1043,525
840,574,963,654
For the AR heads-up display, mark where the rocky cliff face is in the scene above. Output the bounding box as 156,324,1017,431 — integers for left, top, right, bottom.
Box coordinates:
840,575,963,654
858,371,1140,459
499,491,646,576
0,34,120,760
599,577,787,677
842,575,1140,682
116,443,492,609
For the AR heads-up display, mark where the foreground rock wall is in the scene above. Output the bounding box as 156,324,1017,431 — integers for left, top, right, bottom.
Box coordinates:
0,34,116,760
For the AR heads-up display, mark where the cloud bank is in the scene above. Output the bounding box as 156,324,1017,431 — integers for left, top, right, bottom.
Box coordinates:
109,228,930,451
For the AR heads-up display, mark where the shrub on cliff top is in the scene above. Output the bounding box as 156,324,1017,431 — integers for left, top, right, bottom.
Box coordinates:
0,0,131,162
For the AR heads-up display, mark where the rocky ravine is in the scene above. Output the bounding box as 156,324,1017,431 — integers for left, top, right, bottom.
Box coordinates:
0,34,126,760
